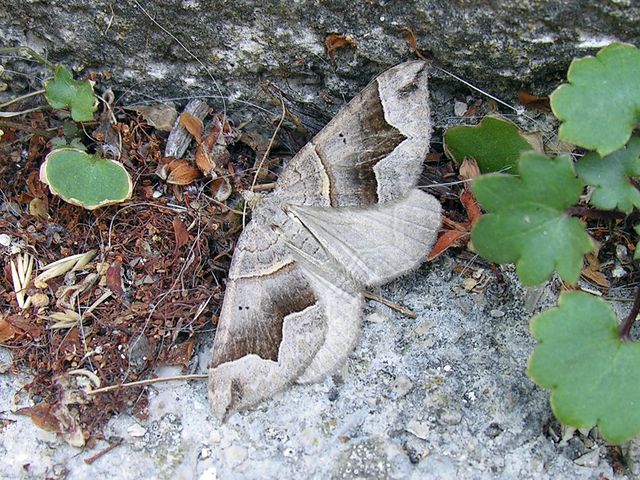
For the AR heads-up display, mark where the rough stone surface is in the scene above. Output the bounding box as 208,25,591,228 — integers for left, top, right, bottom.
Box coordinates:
1,258,635,478
1,1,640,135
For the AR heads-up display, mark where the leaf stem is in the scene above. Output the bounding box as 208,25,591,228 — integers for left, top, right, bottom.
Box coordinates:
565,206,626,220
620,285,640,339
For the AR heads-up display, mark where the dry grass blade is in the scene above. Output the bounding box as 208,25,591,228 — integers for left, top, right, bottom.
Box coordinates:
10,253,34,309
34,250,96,288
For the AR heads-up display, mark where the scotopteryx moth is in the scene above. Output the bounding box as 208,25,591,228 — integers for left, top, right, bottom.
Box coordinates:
208,60,442,420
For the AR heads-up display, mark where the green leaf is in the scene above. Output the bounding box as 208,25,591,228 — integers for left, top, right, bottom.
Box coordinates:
40,148,132,210
471,152,593,285
444,115,537,174
635,225,640,261
576,136,640,214
44,66,98,122
528,291,640,444
550,43,640,157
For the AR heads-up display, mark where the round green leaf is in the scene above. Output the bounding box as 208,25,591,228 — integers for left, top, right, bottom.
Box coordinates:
40,148,133,210
528,291,640,444
444,115,537,174
44,66,98,122
471,152,593,285
575,136,640,214
550,43,640,157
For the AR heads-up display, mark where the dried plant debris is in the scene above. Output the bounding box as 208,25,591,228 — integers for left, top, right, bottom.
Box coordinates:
0,80,276,439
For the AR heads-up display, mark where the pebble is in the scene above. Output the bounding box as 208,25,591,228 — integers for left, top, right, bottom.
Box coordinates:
0,234,10,247
128,424,147,438
454,101,468,116
489,309,505,318
573,448,600,468
406,420,430,440
391,374,414,398
224,445,248,469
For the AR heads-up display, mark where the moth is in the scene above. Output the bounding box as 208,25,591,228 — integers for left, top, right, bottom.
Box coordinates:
208,60,442,420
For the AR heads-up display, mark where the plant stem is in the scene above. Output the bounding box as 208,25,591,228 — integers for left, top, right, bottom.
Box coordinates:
0,120,56,138
565,206,626,220
620,285,640,339
0,89,46,109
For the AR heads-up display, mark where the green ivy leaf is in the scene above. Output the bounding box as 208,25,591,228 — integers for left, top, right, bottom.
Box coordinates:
40,148,132,210
550,43,640,157
44,66,97,122
444,115,538,174
528,291,640,444
576,136,640,214
471,152,593,285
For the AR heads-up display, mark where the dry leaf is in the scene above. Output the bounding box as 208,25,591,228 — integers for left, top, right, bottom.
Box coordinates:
428,229,469,261
211,176,233,202
179,111,204,143
173,217,190,251
0,316,17,342
325,34,357,63
15,403,61,432
460,190,482,226
459,157,481,181
106,260,124,297
29,197,49,220
401,27,418,52
517,90,550,111
166,159,201,185
132,103,178,132
163,340,194,367
581,267,610,289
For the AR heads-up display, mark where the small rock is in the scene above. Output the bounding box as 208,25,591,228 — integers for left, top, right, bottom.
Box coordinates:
454,100,468,116
128,423,147,438
391,374,413,398
489,309,505,318
440,410,463,425
366,310,387,323
573,448,600,468
612,264,627,278
406,420,430,440
224,445,248,469
209,430,222,444
0,233,10,246
200,446,211,460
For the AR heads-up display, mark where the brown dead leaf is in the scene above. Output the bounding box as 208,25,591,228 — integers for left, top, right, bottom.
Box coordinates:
15,403,61,432
166,159,201,185
173,217,190,251
132,103,178,132
195,136,230,176
460,190,482,226
459,158,481,182
162,340,194,367
517,90,550,111
401,27,418,52
211,176,232,202
106,260,125,297
179,111,204,143
29,197,49,220
581,268,610,289
428,229,469,261
0,316,17,342
325,34,357,63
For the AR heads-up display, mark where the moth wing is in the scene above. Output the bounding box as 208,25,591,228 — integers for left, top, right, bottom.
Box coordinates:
209,300,325,420
286,189,442,288
275,61,431,207
209,222,323,419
